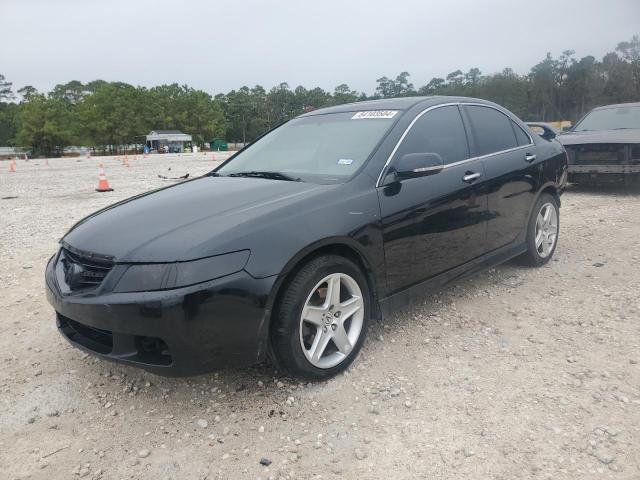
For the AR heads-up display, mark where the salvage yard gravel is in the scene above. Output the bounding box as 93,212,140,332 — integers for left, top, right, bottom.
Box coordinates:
1,154,639,479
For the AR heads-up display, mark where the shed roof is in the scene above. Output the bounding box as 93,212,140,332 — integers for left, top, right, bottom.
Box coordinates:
147,130,192,142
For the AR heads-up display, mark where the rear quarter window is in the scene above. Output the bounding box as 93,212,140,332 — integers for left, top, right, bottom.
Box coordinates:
512,122,532,146
465,105,519,156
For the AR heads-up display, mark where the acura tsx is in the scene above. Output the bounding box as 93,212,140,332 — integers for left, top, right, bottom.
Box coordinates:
45,96,568,379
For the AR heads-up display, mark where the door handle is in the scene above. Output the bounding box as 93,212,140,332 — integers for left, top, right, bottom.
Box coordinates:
462,172,481,183
525,153,537,163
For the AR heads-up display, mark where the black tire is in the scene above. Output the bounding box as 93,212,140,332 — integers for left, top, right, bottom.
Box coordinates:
517,192,560,267
270,254,371,380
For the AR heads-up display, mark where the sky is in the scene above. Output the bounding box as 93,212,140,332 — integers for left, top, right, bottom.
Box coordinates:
1,0,639,97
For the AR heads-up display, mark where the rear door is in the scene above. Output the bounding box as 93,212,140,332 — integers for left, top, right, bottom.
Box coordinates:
378,105,489,293
462,105,538,252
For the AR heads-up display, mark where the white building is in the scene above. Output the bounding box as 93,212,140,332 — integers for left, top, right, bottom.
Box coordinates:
146,130,192,153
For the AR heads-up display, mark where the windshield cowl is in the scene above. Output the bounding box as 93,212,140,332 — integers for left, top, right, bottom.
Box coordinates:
227,171,301,182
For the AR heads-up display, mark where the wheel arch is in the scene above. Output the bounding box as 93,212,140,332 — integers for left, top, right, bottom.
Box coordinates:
539,182,561,207
526,181,561,224
264,238,381,340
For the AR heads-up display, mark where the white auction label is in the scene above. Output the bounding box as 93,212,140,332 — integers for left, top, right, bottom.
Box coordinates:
351,110,398,119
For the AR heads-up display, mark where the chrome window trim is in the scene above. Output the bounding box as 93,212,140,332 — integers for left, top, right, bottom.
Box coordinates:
375,102,458,187
510,119,535,146
412,165,443,173
463,102,534,147
376,102,534,187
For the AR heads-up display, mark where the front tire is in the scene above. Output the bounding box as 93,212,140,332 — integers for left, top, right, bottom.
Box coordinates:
271,255,371,380
518,192,560,267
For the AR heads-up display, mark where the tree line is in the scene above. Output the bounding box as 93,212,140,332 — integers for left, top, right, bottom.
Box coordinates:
0,81,226,156
0,35,638,157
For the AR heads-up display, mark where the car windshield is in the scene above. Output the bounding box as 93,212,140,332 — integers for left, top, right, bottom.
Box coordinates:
573,105,640,131
216,111,398,184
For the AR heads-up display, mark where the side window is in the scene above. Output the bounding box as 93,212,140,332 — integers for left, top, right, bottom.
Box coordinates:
465,105,518,156
512,121,532,146
394,106,469,165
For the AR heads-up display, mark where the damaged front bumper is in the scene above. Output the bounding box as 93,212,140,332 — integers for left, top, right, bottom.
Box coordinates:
45,254,277,376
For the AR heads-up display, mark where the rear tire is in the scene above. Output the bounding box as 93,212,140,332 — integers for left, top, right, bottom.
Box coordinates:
517,192,560,267
271,255,370,380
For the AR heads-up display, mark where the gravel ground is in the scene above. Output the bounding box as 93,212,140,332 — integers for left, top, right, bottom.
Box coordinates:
1,155,639,480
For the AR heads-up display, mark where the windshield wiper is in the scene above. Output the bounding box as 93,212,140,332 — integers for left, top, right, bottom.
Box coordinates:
227,171,301,181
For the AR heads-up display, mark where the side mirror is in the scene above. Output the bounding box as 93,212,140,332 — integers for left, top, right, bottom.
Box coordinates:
395,152,444,179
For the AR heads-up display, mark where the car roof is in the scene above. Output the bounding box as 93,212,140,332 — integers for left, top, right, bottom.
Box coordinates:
299,96,500,117
592,102,640,110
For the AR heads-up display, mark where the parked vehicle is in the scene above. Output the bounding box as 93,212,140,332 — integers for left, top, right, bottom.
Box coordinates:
555,102,640,185
45,97,567,379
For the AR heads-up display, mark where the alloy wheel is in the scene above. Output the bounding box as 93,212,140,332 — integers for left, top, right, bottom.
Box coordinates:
299,273,364,369
535,202,558,258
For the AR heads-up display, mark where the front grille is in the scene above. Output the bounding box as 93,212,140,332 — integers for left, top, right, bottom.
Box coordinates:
60,248,113,291
568,144,625,165
57,314,173,366
58,314,113,354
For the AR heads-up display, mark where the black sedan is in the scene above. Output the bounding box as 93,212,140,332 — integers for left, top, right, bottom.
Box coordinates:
45,96,567,380
556,102,640,185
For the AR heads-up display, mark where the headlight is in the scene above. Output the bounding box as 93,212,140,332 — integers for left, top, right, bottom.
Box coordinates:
113,250,250,293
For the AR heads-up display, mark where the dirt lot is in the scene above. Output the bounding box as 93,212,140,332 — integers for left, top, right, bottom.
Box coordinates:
1,155,639,480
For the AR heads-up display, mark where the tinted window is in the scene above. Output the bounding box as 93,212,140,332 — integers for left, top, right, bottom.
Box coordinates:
512,121,531,146
394,106,469,165
466,106,518,156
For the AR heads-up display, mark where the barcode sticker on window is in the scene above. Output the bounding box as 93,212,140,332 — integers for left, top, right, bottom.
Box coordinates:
351,110,398,119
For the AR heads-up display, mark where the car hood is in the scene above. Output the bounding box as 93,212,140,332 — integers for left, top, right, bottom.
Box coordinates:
557,129,640,146
63,176,332,263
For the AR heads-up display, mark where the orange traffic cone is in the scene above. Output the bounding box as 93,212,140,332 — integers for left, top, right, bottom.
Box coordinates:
44,158,49,166
211,152,216,161
9,159,16,172
123,156,130,168
96,164,113,192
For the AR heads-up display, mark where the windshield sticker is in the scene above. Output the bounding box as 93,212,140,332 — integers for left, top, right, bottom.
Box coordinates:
337,158,354,165
351,110,398,119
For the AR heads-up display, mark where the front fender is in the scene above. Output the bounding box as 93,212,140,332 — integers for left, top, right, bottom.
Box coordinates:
257,234,385,350
242,187,383,279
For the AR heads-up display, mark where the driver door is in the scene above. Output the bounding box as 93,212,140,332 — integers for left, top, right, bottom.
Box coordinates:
377,105,489,294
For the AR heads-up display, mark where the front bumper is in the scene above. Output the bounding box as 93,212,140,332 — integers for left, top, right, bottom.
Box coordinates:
45,255,277,376
568,164,640,174
568,164,640,184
